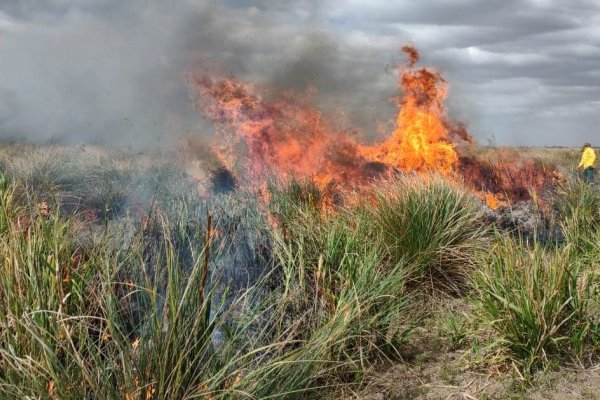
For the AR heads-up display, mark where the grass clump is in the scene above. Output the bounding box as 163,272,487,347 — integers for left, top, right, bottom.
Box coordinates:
0,181,256,399
367,176,489,292
0,175,417,399
554,178,600,223
256,178,417,397
5,145,87,200
473,235,600,377
266,177,325,231
554,179,600,260
251,176,490,396
248,240,413,397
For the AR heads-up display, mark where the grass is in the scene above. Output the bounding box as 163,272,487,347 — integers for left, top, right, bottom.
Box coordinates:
242,176,490,396
554,179,600,260
466,163,600,380
0,181,230,398
0,163,491,398
1,144,600,397
473,234,600,377
366,176,489,292
0,168,421,399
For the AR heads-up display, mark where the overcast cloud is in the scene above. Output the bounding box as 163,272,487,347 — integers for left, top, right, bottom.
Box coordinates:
0,0,599,146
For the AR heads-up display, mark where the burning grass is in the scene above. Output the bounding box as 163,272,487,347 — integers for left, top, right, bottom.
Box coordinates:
0,150,493,399
0,38,595,397
0,144,599,398
191,46,560,211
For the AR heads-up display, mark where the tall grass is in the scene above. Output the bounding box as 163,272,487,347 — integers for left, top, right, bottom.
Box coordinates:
258,215,414,398
267,176,489,292
247,176,490,396
0,181,259,399
473,235,600,377
555,179,600,260
0,175,426,399
4,146,86,198
366,176,489,292
0,145,192,221
11,145,599,396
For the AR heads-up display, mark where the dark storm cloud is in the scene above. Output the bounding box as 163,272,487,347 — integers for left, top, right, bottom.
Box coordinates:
0,0,599,146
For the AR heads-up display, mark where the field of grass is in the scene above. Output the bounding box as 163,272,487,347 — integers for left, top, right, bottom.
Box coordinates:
0,144,598,399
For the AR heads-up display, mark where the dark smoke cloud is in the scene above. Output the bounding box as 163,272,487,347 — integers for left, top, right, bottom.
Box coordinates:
0,0,394,146
0,0,599,146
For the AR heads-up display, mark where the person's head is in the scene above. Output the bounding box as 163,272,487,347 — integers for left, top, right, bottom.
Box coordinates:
583,143,592,151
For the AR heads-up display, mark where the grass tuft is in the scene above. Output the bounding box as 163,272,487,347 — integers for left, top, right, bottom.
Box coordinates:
367,176,489,292
473,234,600,377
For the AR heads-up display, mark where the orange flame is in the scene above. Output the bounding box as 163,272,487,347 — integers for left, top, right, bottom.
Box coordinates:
193,78,364,187
360,47,458,175
191,45,559,209
483,192,504,210
192,46,460,186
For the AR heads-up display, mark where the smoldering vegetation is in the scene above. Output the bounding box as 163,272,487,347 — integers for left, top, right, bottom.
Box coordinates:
0,144,599,399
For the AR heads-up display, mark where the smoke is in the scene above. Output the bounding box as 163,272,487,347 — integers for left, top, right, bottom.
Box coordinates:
0,3,187,144
0,1,401,147
2,1,600,147
0,2,199,146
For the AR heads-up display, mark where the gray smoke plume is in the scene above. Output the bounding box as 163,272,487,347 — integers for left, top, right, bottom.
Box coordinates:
1,0,599,147
0,1,401,147
0,1,195,146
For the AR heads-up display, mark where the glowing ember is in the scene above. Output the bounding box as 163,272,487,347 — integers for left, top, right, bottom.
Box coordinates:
484,193,502,210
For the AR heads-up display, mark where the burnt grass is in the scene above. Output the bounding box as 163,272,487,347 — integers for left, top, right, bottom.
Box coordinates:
0,144,599,399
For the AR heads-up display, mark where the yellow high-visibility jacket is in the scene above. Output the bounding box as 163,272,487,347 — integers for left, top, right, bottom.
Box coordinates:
579,147,597,169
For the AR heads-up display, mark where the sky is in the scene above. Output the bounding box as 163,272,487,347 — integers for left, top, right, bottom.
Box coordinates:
0,0,599,147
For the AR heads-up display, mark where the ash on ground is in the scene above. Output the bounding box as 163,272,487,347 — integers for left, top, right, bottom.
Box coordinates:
482,199,562,244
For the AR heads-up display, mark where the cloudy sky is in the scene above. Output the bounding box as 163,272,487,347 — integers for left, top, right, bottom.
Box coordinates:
0,0,599,147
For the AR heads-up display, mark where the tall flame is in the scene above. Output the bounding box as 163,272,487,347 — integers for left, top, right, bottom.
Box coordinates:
360,46,458,175
191,45,559,209
193,46,460,185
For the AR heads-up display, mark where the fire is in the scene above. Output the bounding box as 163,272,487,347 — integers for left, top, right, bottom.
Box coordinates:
192,77,364,188
483,192,503,210
459,151,559,205
360,46,458,175
190,45,559,209
192,46,460,186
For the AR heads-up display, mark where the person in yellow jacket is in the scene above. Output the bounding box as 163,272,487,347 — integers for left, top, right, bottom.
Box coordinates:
578,143,596,183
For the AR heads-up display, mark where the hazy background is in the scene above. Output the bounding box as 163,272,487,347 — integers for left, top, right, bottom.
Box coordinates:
0,0,599,147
